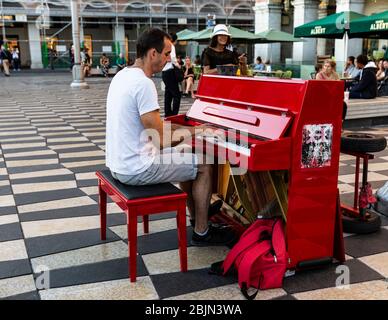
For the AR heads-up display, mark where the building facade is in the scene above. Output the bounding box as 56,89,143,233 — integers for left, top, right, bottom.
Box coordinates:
0,0,387,69
254,0,388,67
0,0,255,68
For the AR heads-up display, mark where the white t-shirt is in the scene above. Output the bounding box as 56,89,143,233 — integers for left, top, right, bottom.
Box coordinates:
106,67,159,176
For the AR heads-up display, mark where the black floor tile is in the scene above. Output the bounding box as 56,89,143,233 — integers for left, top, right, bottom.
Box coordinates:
54,146,102,154
151,268,237,299
282,259,384,294
77,179,98,188
25,228,120,258
0,185,12,196
10,174,75,185
14,188,86,206
107,213,127,227
0,290,40,300
0,259,32,280
135,227,193,255
4,154,58,161
344,228,388,258
1,147,48,155
0,223,23,242
60,156,105,163
7,164,63,174
0,134,37,140
38,257,147,289
19,204,99,222
0,206,17,216
137,212,178,223
69,165,108,174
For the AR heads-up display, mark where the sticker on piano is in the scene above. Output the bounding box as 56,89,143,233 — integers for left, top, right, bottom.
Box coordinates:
301,124,333,169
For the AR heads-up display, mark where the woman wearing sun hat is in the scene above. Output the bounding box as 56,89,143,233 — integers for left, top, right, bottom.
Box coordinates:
201,24,247,75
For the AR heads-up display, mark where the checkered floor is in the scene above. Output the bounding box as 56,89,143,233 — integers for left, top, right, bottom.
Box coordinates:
0,73,388,300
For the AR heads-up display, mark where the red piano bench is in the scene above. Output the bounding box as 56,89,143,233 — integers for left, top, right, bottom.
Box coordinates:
96,170,188,282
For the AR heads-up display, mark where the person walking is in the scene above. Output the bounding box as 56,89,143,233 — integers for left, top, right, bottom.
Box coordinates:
11,48,21,71
0,45,11,76
49,48,57,70
162,32,182,117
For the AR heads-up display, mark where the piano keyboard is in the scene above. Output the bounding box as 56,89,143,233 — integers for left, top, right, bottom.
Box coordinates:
195,134,251,157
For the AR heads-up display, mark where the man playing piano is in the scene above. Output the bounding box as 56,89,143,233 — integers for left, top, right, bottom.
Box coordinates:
105,28,235,247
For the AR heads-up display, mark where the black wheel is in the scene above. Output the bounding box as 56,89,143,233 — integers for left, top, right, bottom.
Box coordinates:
342,210,381,234
341,133,387,153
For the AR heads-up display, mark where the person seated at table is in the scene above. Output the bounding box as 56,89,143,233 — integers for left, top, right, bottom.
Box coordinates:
344,56,361,79
349,55,377,99
202,24,247,76
116,53,127,72
182,56,196,99
264,59,271,72
99,53,110,77
376,59,384,81
316,59,340,80
253,56,265,71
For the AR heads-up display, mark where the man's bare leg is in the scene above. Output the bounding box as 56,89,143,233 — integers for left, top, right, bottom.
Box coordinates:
179,181,194,219
191,164,212,233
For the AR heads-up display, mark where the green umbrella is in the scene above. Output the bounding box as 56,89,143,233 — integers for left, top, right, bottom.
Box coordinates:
179,25,256,42
176,29,196,40
349,10,388,39
254,29,304,43
294,11,366,38
178,28,212,41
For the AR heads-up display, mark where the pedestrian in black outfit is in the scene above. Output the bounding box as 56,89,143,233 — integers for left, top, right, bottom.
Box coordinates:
162,33,181,117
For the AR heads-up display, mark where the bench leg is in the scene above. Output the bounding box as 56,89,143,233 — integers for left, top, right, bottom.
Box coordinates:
98,181,107,241
128,214,138,282
177,200,188,272
143,215,149,234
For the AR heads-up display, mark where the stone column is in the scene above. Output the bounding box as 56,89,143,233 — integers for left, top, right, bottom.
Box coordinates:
292,0,319,64
27,22,43,69
254,0,283,63
70,0,88,89
335,0,365,71
317,0,328,56
113,19,126,55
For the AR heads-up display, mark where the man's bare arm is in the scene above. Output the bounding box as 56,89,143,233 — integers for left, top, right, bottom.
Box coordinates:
140,111,196,149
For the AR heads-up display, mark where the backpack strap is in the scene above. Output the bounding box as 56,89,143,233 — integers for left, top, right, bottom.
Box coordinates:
237,240,271,290
271,219,287,261
222,223,272,275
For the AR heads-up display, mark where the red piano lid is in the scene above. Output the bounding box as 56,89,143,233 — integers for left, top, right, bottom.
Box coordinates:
186,99,293,141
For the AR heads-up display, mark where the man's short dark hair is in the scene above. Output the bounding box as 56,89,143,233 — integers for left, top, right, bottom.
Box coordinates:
348,56,355,64
136,28,171,59
356,54,368,66
170,32,178,42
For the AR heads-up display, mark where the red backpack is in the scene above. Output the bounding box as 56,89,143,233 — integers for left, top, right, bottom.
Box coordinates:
221,218,288,299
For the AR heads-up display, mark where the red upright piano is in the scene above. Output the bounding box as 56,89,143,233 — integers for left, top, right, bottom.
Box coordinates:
168,74,345,271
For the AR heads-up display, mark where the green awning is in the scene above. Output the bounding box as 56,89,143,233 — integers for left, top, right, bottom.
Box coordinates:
294,11,366,38
254,29,304,43
349,10,388,39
